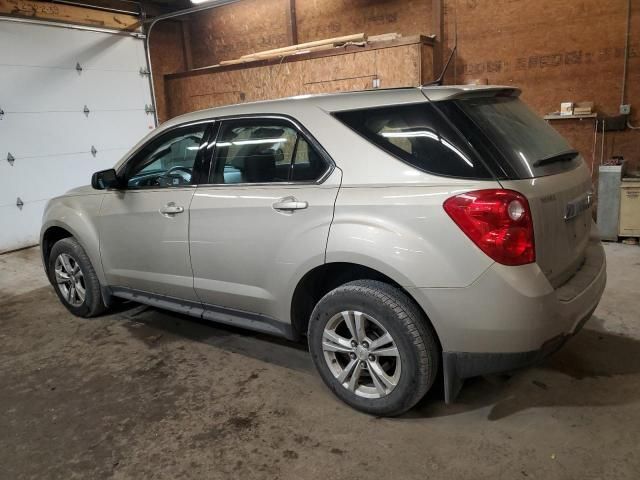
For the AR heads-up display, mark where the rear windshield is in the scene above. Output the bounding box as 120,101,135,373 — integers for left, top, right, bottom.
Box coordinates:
333,103,493,179
443,96,581,179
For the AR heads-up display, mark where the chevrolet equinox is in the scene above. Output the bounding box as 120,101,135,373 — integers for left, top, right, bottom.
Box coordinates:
41,86,606,416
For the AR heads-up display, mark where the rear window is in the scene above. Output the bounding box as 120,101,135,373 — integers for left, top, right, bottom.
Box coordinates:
334,103,493,179
447,96,581,179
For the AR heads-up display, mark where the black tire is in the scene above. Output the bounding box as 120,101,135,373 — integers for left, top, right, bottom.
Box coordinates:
308,280,439,416
47,237,107,318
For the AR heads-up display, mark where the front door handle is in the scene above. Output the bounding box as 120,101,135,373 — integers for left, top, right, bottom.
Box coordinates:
160,202,185,216
272,197,308,212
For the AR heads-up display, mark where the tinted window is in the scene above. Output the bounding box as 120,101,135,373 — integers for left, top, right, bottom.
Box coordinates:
292,137,327,181
453,96,580,179
210,119,327,184
125,123,209,188
334,103,492,179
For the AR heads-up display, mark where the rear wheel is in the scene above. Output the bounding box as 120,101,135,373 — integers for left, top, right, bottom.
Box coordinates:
308,280,439,416
48,237,106,317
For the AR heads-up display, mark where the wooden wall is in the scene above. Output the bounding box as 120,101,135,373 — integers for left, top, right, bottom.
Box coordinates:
150,20,187,123
149,0,639,173
442,0,640,176
186,0,433,68
164,39,432,118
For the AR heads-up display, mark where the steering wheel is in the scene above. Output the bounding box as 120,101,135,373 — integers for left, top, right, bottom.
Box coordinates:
161,165,193,184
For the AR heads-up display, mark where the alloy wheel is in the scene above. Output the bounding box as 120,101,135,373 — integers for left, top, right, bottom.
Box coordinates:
322,310,402,399
54,253,86,307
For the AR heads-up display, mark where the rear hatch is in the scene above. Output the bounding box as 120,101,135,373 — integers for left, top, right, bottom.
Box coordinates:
431,90,593,287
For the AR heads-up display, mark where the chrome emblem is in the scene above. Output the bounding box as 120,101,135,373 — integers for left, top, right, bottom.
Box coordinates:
564,192,593,221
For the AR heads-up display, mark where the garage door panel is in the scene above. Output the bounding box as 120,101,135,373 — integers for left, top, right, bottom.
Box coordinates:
0,149,129,207
0,111,153,159
0,20,154,251
0,200,47,254
0,67,152,112
0,22,144,71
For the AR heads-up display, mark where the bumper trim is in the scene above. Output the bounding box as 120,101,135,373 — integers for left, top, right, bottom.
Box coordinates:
442,309,593,403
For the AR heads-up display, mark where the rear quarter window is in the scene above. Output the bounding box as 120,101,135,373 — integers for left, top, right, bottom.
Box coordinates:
333,103,493,179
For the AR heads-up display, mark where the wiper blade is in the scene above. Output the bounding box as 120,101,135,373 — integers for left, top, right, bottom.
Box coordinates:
533,150,579,168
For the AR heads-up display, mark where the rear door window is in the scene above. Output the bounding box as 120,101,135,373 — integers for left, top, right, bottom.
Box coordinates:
333,103,493,179
209,118,330,184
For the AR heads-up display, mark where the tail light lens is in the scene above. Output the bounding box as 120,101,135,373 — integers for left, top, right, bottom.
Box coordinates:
443,189,535,266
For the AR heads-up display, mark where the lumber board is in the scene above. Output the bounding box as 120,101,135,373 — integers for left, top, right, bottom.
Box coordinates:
239,32,366,59
0,0,140,31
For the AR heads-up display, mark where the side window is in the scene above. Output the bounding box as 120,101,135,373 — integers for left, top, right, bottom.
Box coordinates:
334,103,492,179
125,123,209,188
210,119,328,184
291,137,327,181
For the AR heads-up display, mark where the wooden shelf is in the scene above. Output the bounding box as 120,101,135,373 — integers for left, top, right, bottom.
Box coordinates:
544,113,597,120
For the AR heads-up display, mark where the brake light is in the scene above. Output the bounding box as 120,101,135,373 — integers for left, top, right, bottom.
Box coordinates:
443,189,535,266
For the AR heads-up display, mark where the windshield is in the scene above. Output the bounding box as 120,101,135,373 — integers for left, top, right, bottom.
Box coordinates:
451,96,581,179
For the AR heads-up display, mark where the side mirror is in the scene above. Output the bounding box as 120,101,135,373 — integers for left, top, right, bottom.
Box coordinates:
91,168,121,190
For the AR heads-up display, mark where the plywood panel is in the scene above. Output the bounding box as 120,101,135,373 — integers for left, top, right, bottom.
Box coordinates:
189,0,291,68
164,41,430,118
441,0,640,172
0,0,140,30
149,20,187,123
295,0,432,43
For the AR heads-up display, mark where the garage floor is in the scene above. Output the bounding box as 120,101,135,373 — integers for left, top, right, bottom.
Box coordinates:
1,244,639,479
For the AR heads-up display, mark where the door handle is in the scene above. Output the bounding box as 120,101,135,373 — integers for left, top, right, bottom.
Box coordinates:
272,197,308,211
160,202,185,215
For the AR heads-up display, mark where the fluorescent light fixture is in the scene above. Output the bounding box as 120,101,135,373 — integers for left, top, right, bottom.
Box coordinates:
191,0,215,4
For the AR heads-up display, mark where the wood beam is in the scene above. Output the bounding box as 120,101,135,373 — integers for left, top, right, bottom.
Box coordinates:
181,19,194,70
431,0,444,78
285,0,298,46
0,0,140,31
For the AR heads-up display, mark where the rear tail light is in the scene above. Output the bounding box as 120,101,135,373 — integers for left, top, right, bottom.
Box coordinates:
443,189,535,266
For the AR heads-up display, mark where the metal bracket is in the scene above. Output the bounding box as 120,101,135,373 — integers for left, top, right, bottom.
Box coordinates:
139,67,150,76
16,197,24,209
144,104,155,115
76,62,83,73
83,105,90,117
91,145,97,157
7,152,15,166
0,107,4,119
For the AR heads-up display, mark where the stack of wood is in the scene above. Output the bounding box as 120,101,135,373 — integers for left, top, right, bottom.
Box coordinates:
218,32,402,66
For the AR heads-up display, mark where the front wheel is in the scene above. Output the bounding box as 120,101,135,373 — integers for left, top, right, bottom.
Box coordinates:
308,280,439,416
48,237,107,318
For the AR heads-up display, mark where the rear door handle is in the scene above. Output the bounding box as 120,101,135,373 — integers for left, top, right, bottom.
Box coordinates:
160,202,185,215
272,197,308,211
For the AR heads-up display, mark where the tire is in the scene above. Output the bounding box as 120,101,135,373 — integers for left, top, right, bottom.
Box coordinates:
308,280,439,416
47,237,107,318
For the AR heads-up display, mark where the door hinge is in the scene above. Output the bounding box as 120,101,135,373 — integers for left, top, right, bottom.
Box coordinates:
7,152,15,166
144,104,155,115
91,145,97,157
76,62,83,73
0,107,4,119
139,67,150,76
83,105,90,117
16,197,24,209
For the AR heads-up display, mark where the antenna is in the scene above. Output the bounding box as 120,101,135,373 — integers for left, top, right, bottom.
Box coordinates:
422,45,457,87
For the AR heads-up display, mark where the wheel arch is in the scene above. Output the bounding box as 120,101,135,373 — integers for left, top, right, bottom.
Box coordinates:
290,261,442,351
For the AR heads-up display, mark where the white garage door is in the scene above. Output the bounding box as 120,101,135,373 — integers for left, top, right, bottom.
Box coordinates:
0,18,156,253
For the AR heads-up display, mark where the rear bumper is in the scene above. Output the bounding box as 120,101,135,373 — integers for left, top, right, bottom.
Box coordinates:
441,308,593,402
408,235,606,402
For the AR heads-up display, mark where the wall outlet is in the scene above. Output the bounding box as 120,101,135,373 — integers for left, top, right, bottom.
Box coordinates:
620,104,631,115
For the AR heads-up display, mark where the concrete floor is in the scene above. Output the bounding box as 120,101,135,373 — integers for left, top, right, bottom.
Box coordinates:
1,244,639,479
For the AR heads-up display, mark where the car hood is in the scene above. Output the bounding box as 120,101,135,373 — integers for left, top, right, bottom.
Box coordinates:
62,185,99,197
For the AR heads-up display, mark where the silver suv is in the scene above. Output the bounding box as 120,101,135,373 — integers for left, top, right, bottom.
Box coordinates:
41,86,606,416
